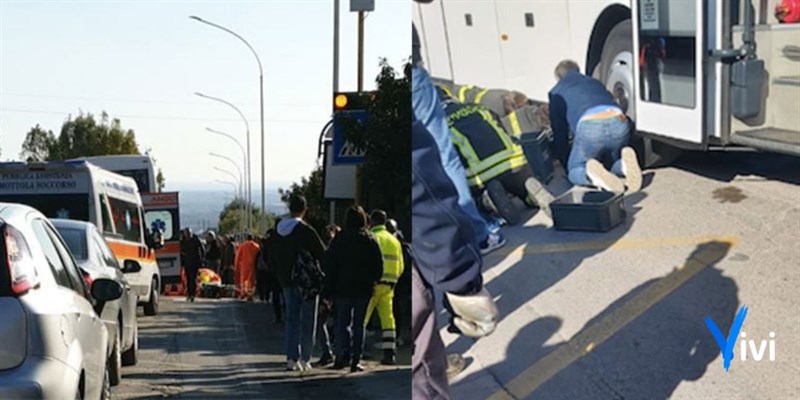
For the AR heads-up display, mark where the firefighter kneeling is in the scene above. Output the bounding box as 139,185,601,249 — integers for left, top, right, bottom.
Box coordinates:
364,209,404,365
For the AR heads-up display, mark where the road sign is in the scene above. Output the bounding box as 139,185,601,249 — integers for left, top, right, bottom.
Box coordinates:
332,110,367,165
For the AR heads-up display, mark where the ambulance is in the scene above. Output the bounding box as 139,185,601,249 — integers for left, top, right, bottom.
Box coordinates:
0,160,162,315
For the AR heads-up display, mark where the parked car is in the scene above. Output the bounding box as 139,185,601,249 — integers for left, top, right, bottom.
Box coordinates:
0,203,122,399
53,219,140,386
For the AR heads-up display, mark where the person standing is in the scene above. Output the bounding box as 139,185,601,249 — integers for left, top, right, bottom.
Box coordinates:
411,113,500,400
256,233,272,302
235,234,260,301
180,228,204,302
264,226,284,323
269,196,326,372
364,210,404,365
204,231,222,273
548,59,643,192
220,235,237,286
323,206,383,372
314,224,340,367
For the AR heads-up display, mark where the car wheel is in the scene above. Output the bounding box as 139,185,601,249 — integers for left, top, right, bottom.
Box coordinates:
100,368,111,400
108,327,122,386
599,20,635,119
144,278,159,316
121,322,138,366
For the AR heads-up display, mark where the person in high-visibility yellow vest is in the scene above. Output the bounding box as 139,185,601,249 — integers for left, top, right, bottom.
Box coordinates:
364,209,404,365
437,87,555,225
448,83,529,119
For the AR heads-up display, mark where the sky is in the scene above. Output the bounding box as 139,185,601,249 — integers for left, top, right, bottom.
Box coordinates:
0,0,410,192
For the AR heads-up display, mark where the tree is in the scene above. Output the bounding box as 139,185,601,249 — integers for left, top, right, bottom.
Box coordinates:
20,124,56,162
342,59,411,235
278,166,328,235
217,198,274,236
20,111,140,161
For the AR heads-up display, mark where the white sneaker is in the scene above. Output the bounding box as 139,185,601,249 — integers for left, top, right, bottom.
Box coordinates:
287,360,299,371
586,159,625,192
621,146,642,192
302,361,313,371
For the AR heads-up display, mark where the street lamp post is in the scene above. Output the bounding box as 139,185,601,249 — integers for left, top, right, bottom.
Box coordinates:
190,15,266,233
214,166,246,232
195,92,251,231
207,127,246,172
215,179,244,233
209,152,243,190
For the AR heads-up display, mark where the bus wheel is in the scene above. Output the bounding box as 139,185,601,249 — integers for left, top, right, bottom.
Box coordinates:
599,20,634,119
144,277,159,316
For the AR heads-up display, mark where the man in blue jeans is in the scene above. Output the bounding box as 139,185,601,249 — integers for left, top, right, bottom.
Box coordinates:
412,25,505,255
270,196,326,372
549,60,643,192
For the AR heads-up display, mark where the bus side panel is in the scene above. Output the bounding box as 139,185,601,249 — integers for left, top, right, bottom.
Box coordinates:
414,0,454,81
495,1,571,101
440,1,505,88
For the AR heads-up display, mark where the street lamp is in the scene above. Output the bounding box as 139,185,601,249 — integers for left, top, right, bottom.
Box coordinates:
190,15,266,233
195,91,251,230
209,152,243,187
207,127,246,170
215,179,244,233
214,166,247,232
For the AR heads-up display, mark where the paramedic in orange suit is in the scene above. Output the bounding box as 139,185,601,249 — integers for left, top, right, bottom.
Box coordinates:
235,234,261,301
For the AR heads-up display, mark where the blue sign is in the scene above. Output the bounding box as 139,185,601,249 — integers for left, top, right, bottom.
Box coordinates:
332,110,367,165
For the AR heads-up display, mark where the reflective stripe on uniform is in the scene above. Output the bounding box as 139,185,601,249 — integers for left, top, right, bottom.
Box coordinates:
467,153,529,187
474,88,490,104
458,85,473,102
438,84,454,98
381,273,399,283
508,111,522,136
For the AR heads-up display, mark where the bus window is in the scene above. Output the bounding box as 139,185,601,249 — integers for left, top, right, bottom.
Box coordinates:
638,0,697,108
108,197,143,243
145,210,177,241
99,195,115,235
115,169,150,194
0,194,90,221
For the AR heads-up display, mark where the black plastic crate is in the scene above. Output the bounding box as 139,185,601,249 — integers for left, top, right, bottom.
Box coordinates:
550,187,626,232
519,130,554,183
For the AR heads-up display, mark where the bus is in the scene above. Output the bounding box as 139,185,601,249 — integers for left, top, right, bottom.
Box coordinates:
413,0,800,162
71,155,157,193
74,155,182,286
0,160,162,315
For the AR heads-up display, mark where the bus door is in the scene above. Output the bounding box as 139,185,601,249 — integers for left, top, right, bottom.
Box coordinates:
632,0,718,147
142,192,181,285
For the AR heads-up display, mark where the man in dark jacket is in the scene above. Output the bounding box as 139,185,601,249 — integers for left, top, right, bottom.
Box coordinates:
324,206,383,372
548,59,642,192
269,196,326,372
412,114,499,399
204,231,222,273
180,228,204,302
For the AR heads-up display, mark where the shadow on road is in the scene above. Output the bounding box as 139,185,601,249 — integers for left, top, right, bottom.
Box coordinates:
455,240,738,399
670,150,800,185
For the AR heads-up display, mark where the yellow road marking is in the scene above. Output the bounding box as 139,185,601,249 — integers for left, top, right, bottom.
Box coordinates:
487,239,736,400
494,235,740,257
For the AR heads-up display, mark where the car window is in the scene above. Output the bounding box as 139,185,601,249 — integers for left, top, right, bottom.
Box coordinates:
55,227,89,261
31,219,74,290
92,229,119,269
44,224,87,296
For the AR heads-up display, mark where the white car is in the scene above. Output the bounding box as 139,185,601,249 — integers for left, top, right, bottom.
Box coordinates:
53,219,140,387
0,203,122,400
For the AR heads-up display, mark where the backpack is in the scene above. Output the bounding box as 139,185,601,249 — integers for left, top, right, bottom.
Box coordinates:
292,249,325,301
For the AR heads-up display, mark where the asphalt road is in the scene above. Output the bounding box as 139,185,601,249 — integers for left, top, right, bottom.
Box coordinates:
113,297,411,399
445,151,800,400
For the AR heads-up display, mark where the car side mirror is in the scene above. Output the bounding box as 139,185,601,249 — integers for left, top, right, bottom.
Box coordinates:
122,260,142,274
91,278,123,302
